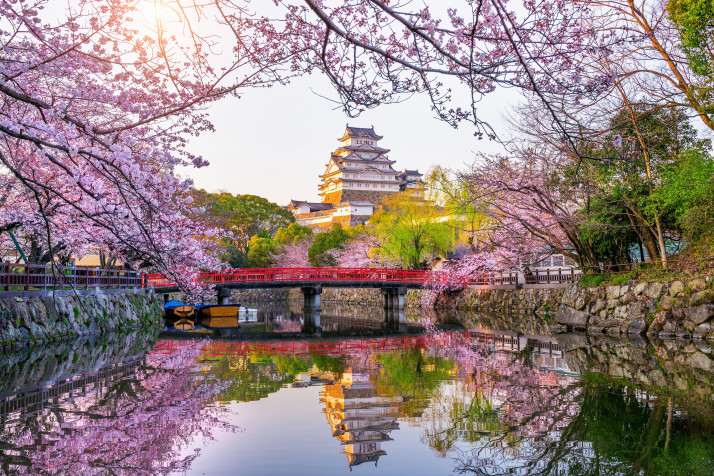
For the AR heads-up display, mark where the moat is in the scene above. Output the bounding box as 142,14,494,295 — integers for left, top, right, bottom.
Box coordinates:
1,304,712,475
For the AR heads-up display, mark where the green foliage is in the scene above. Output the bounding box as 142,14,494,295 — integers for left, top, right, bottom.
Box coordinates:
669,0,714,112
274,223,313,246
648,148,714,241
370,192,453,269
579,274,606,287
579,196,641,265
308,223,351,267
245,236,276,268
611,271,635,286
570,379,714,476
372,349,454,418
193,190,294,266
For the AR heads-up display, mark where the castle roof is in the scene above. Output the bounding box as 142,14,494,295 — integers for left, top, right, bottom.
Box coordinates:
339,125,383,141
337,144,390,153
288,201,334,213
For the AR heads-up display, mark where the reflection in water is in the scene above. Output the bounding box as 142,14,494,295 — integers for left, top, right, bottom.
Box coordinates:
0,336,234,475
322,371,402,468
1,320,713,475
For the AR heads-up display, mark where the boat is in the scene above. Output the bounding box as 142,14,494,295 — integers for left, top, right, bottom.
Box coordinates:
239,307,258,323
196,304,241,329
163,300,197,328
197,304,241,318
172,318,196,331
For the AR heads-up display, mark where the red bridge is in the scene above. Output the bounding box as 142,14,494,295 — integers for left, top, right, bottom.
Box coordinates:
144,267,519,292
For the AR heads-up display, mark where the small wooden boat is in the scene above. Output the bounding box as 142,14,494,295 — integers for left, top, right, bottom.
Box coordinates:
163,300,197,327
197,304,240,318
199,316,241,329
173,318,196,331
196,304,241,329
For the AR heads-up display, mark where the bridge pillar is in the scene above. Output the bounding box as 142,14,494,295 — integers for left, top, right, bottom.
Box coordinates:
384,308,407,334
302,309,322,335
216,287,231,305
163,293,171,304
301,285,322,310
301,286,322,335
382,287,406,311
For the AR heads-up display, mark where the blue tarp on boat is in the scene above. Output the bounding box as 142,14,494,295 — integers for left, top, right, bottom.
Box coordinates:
163,300,186,310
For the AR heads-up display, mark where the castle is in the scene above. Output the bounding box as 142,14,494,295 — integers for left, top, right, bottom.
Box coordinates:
287,126,422,230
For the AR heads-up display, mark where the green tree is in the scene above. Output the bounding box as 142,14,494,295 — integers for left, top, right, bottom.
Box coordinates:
583,105,710,262
307,223,351,267
648,148,714,242
427,166,489,251
274,223,313,246
370,192,453,269
669,0,714,117
193,190,294,266
245,235,276,268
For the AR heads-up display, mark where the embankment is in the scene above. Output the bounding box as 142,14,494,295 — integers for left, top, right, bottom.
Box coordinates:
0,291,161,349
435,278,714,340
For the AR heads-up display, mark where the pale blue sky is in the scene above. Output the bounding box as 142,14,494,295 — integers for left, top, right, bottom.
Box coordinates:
182,71,513,205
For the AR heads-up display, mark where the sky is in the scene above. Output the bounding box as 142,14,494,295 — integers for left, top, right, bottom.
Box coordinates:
181,71,515,205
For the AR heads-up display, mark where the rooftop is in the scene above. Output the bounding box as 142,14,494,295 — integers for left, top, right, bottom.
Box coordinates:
339,125,383,141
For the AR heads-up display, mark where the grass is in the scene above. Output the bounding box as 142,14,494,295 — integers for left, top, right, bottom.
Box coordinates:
579,274,606,287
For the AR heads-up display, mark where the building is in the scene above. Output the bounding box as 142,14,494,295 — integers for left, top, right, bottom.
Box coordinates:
321,371,403,468
287,126,423,230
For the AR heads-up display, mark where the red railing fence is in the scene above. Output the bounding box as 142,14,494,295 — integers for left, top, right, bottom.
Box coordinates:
0,262,141,294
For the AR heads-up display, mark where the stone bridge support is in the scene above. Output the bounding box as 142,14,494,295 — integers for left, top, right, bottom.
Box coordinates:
382,287,406,312
216,287,231,305
301,286,322,334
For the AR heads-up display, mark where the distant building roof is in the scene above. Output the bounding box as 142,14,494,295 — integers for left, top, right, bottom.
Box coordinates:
287,201,334,213
305,202,334,212
339,125,383,141
342,201,375,207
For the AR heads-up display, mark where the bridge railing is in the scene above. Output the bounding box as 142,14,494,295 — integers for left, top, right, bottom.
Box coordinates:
145,267,444,289
0,262,142,294
525,268,581,284
468,272,519,286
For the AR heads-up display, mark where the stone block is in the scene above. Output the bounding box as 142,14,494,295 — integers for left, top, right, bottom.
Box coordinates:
659,295,674,310
694,323,712,339
628,319,648,335
690,290,711,305
606,286,624,300
660,321,677,337
555,306,589,329
684,304,714,325
688,352,713,372
688,278,707,292
634,282,647,296
645,282,664,299
669,281,684,296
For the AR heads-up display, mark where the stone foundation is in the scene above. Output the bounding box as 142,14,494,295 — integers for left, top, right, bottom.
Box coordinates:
0,292,161,349
431,279,714,340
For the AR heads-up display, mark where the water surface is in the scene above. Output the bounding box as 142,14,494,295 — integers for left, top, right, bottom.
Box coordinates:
1,306,712,475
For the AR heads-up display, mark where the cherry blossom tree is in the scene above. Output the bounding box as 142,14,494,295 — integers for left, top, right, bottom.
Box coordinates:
0,341,234,475
268,0,610,143
0,0,297,285
270,239,312,267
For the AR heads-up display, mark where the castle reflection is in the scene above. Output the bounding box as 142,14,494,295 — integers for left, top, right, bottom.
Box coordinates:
321,371,403,468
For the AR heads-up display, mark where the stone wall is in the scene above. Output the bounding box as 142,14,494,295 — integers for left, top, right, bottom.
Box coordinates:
0,329,158,394
556,278,714,339
560,333,714,401
0,292,161,349
325,189,394,205
429,279,714,340
229,287,414,307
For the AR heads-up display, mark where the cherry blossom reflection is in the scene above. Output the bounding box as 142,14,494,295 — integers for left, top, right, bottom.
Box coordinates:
0,341,235,475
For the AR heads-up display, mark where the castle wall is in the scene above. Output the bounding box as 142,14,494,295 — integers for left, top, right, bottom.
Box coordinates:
338,189,394,204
